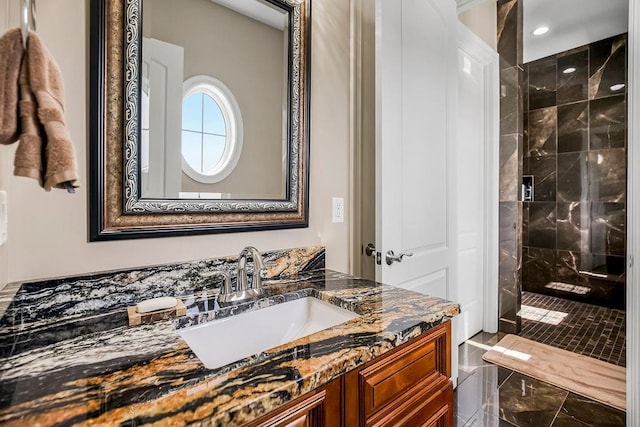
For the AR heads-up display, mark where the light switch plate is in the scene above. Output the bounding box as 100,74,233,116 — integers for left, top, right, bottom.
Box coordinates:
0,191,7,246
332,197,344,223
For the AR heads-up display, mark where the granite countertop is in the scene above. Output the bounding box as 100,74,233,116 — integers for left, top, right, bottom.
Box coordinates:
0,268,460,426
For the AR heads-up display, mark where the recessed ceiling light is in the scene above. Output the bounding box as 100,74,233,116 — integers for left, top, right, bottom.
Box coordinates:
610,83,625,91
532,26,549,36
562,67,576,74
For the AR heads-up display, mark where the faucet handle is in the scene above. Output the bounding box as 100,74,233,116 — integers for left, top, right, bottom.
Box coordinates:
210,271,232,296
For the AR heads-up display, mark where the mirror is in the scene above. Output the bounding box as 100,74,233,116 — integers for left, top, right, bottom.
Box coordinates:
89,0,310,240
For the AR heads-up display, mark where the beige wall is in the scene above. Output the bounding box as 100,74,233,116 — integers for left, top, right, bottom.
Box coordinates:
1,0,350,284
459,0,498,50
0,0,11,289
144,0,285,197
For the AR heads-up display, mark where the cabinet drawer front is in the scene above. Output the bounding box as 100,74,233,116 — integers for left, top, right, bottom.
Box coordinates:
360,340,436,415
369,377,452,427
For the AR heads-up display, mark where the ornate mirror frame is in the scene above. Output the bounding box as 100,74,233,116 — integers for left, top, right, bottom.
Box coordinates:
89,0,310,241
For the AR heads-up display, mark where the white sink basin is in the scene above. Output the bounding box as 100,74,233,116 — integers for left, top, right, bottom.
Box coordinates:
178,297,359,369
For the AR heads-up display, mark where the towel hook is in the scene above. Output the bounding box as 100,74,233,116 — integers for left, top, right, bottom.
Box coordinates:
20,0,36,47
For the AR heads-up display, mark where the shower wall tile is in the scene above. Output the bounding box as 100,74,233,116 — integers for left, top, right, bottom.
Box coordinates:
522,247,556,292
500,135,520,201
499,201,521,333
528,202,556,248
589,36,627,100
590,95,627,150
523,202,530,247
557,48,589,104
525,155,556,201
500,66,520,135
497,0,521,69
526,107,557,157
557,152,589,202
588,148,626,202
556,202,590,253
522,34,627,310
556,251,626,309
558,101,589,153
528,58,557,110
591,203,626,256
497,0,523,333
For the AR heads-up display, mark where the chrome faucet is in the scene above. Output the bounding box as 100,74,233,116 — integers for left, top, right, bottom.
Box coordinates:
238,246,266,292
218,246,267,303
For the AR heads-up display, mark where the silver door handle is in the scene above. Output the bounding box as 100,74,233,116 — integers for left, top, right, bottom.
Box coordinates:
385,250,413,265
365,243,376,257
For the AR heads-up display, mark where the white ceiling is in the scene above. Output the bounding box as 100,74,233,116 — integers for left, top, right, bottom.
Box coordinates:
523,0,629,63
211,0,287,30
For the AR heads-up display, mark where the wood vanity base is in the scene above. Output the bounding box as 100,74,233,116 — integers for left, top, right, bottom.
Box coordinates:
248,321,452,427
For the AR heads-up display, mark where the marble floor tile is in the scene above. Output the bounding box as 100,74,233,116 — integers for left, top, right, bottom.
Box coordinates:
552,393,626,426
464,409,518,427
454,331,625,427
483,373,569,427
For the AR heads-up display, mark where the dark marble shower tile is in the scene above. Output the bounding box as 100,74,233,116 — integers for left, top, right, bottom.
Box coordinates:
523,65,530,113
523,110,530,154
589,35,627,100
500,202,520,332
556,251,626,308
526,107,557,157
528,58,557,110
528,202,556,248
554,393,626,427
497,0,521,69
556,250,590,287
556,202,590,252
501,66,520,135
523,202,530,247
557,152,588,202
590,95,626,150
557,101,588,153
500,202,518,249
590,202,626,256
588,148,626,202
523,247,557,292
483,373,568,427
525,155,556,201
500,135,520,201
557,48,589,104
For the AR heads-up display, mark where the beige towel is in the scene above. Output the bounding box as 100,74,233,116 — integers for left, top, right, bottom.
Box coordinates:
14,31,79,191
0,28,23,145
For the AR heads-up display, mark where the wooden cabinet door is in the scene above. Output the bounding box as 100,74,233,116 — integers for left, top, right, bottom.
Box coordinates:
248,378,341,427
345,322,452,427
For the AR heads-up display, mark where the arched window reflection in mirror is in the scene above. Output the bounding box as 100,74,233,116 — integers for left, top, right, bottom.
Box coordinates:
181,75,244,184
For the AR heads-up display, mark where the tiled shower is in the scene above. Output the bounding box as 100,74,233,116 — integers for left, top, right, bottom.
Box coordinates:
522,34,627,310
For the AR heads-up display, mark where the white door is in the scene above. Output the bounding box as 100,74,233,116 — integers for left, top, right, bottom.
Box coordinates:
455,24,500,344
375,0,458,300
141,38,184,199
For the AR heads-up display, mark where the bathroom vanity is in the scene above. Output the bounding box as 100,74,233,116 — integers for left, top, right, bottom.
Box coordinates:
248,322,452,427
0,247,459,426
